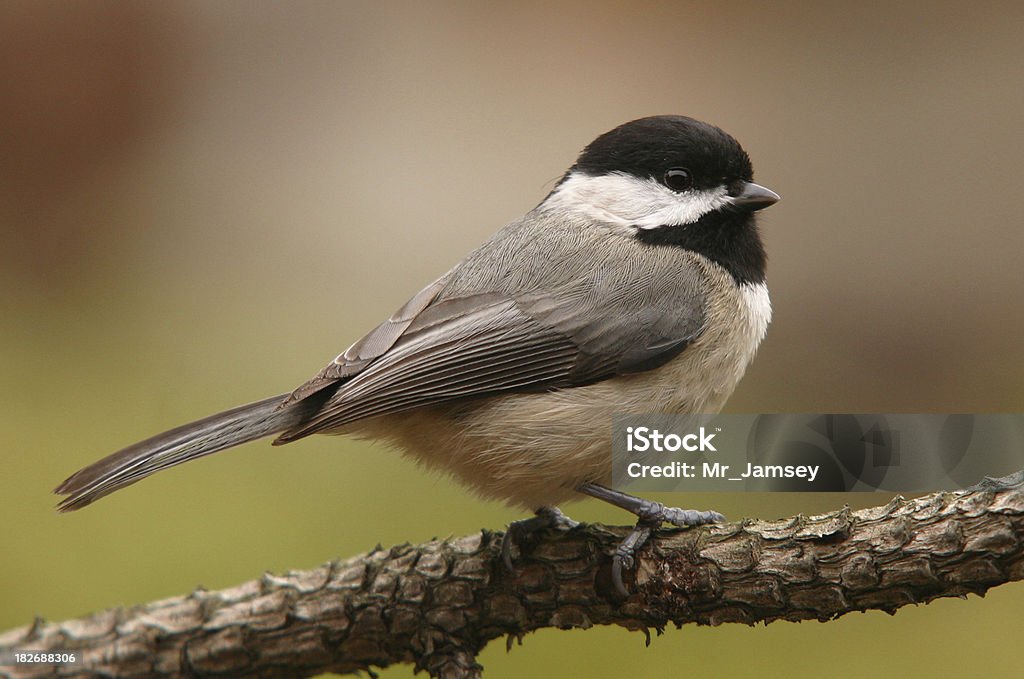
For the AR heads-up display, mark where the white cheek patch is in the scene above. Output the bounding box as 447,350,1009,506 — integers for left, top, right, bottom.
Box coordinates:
542,171,730,231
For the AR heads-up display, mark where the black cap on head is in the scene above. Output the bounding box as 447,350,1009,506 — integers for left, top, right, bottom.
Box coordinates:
572,115,754,190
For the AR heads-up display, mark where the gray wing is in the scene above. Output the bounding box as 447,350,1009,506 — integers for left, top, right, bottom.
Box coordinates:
276,217,708,442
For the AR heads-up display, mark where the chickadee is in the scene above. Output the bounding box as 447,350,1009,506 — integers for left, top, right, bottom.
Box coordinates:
56,115,778,595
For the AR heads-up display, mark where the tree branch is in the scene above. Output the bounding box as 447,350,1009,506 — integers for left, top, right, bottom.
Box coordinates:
4,472,1024,678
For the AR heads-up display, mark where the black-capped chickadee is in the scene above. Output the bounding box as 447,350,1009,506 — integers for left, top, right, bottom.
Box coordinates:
56,115,778,595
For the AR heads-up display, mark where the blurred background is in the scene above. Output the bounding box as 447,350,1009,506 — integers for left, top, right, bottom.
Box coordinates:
2,1,1022,677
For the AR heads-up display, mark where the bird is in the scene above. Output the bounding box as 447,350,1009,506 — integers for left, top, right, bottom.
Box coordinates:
55,115,778,595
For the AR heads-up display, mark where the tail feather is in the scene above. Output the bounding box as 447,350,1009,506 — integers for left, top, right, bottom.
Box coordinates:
55,394,303,512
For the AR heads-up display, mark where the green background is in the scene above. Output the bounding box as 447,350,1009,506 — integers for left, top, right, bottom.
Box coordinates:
2,2,1022,677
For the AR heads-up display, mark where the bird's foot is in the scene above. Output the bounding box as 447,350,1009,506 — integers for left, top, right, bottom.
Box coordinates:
577,482,724,596
501,506,580,571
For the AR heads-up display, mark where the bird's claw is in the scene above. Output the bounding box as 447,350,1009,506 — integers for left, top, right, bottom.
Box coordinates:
610,506,725,597
501,506,579,572
611,523,652,596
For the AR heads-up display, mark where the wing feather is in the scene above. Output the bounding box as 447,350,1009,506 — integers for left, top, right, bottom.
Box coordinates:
276,217,710,443
276,300,578,440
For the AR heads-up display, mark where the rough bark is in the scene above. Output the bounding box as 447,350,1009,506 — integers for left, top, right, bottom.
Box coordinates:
3,472,1024,678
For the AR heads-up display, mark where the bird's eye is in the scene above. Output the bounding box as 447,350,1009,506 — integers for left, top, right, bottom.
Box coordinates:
663,168,693,191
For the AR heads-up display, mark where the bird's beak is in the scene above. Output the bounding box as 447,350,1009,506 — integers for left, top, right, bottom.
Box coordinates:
729,181,780,211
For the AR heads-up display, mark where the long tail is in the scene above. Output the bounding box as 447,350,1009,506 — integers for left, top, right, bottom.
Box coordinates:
54,394,316,512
